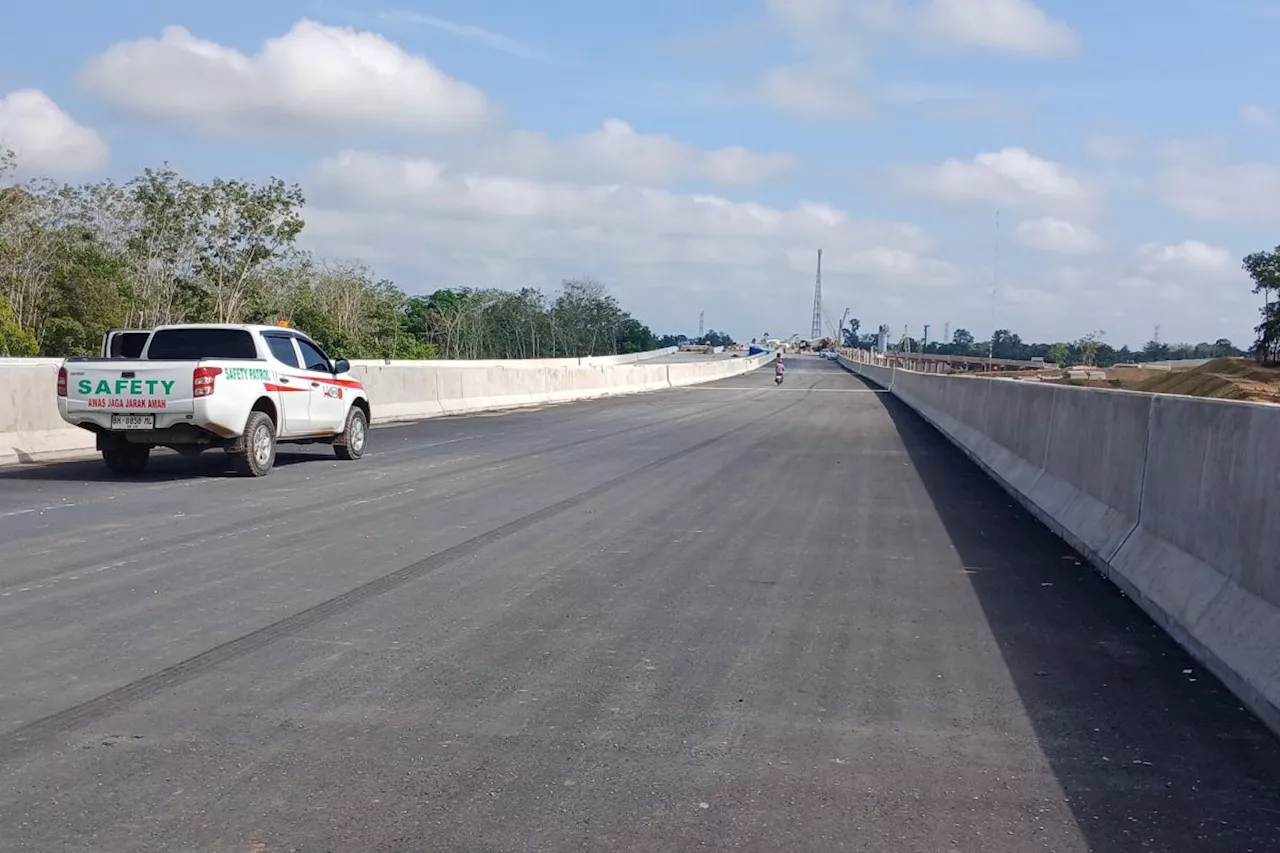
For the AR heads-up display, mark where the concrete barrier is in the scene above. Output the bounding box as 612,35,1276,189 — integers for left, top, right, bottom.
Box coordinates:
0,360,98,466
0,348,771,467
838,353,1280,735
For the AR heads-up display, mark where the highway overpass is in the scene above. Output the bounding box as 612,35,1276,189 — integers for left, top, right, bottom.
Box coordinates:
0,355,1277,852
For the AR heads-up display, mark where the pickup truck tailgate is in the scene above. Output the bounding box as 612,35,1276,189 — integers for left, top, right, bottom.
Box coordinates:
63,361,196,417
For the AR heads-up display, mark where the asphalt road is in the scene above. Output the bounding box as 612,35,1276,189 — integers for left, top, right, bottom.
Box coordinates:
0,357,1277,852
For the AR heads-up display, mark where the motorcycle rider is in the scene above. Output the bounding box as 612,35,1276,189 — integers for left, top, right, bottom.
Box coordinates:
774,353,785,383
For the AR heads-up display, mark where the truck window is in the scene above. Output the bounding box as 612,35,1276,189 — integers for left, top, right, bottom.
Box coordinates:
108,332,149,358
263,334,301,368
146,329,259,360
296,338,331,372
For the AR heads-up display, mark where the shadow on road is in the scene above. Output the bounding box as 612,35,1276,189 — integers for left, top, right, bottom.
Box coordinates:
0,449,329,484
854,373,1280,852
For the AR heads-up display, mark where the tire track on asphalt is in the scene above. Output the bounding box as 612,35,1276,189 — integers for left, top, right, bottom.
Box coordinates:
0,386,810,761
1,388,771,589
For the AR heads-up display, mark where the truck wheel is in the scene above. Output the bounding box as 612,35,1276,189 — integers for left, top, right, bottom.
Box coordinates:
333,407,368,461
102,444,150,476
230,411,276,477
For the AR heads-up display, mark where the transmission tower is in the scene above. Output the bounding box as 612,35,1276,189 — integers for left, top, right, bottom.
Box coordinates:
1153,324,1161,345
811,249,823,340
698,311,705,339
923,324,931,349
944,320,951,345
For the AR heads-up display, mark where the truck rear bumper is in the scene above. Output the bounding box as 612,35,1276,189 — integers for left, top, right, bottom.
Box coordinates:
82,423,231,450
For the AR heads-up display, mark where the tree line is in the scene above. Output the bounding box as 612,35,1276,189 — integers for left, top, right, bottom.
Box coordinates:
837,317,1247,368
0,148,660,360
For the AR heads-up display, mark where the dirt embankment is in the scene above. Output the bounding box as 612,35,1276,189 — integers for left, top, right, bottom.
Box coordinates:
1047,359,1280,404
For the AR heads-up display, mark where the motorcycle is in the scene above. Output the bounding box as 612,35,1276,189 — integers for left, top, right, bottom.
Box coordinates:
775,370,784,385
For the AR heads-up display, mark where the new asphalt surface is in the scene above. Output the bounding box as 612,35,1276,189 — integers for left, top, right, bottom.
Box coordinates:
1,357,1277,852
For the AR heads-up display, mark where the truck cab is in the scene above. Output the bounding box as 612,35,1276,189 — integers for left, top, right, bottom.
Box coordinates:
57,324,371,477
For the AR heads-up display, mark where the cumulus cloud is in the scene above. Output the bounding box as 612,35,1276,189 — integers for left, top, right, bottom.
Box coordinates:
922,0,1077,56
750,0,1076,120
902,147,1096,217
0,89,108,177
1015,217,1105,254
302,149,950,334
751,1,893,120
1134,240,1235,276
469,119,796,186
77,19,493,136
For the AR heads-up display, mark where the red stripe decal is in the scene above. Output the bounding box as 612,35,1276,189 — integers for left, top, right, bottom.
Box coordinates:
283,374,364,390
264,383,308,392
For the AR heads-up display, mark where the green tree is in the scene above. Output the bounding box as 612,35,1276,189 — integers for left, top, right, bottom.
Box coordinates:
1048,343,1070,367
196,177,306,323
1075,331,1105,366
1243,246,1280,361
0,292,38,356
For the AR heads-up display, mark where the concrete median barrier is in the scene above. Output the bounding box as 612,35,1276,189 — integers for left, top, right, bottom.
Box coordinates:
0,348,770,467
0,359,96,467
838,352,1280,735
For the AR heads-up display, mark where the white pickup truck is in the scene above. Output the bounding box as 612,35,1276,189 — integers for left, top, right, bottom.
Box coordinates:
57,324,371,477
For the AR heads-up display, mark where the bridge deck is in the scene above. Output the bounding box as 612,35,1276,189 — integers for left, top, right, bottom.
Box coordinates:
0,356,1276,852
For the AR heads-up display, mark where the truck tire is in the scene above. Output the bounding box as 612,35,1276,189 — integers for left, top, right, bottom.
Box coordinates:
229,410,276,477
102,444,150,476
333,406,368,461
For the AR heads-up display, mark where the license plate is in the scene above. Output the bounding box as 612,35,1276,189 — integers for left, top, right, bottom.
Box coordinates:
110,414,155,430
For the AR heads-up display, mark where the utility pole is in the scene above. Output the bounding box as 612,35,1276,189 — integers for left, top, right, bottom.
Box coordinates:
698,311,705,340
811,249,823,341
923,324,931,351
988,208,1001,373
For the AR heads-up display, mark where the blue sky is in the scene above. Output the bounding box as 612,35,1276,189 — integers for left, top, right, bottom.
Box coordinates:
2,0,1278,347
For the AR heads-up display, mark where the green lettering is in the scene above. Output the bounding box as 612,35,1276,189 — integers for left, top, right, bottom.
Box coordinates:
129,380,142,395
95,380,112,395
161,380,175,394
114,379,128,395
77,379,92,394
145,379,158,394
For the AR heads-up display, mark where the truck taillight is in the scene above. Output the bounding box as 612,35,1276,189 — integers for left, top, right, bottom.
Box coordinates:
57,366,68,397
193,366,222,398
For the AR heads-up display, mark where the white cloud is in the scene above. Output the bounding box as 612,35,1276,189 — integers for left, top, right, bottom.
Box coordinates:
77,19,493,136
764,0,898,52
922,0,1077,56
756,62,868,120
1016,217,1105,254
312,150,929,248
0,89,108,177
752,1,895,120
469,119,796,186
1111,241,1253,327
302,149,950,334
1241,104,1278,129
903,147,1096,217
1134,240,1235,276
749,0,1076,120
1158,148,1280,223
